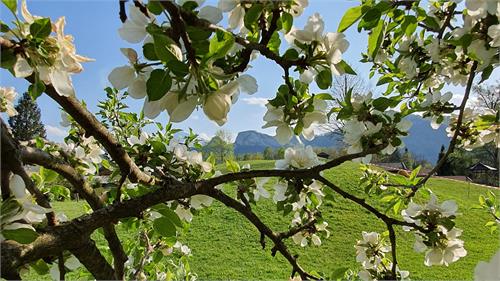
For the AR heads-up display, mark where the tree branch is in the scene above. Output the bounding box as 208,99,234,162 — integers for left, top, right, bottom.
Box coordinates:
410,61,479,197
20,146,128,280
205,188,319,280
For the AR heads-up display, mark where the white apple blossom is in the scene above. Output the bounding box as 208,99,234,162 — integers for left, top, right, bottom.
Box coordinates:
287,13,349,80
402,194,458,225
468,40,497,70
190,195,214,210
118,5,153,43
487,24,500,47
275,145,321,169
355,231,390,269
108,49,152,99
175,205,193,222
465,0,498,20
398,57,418,79
288,0,309,17
292,232,309,247
474,249,500,281
173,241,192,255
424,38,443,62
273,182,288,202
0,87,18,117
127,131,149,146
218,0,245,31
416,227,467,266
421,91,453,108
11,3,93,97
5,174,52,227
203,81,239,125
198,6,223,24
253,178,270,201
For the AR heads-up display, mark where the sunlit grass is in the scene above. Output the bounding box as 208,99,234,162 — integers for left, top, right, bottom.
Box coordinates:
34,161,498,280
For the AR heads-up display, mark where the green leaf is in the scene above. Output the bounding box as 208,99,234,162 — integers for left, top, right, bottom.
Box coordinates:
1,21,10,32
359,8,381,30
337,60,356,75
338,5,363,32
31,259,50,275
243,4,263,32
401,15,417,36
146,69,172,101
410,165,421,182
1,48,16,69
207,30,234,60
267,32,281,54
167,60,189,77
1,0,16,13
3,228,39,244
280,12,293,33
368,20,384,58
315,93,334,100
147,0,163,15
153,34,181,63
153,217,176,237
315,69,332,90
143,43,158,61
376,75,392,86
155,206,183,227
30,18,52,39
41,167,58,183
29,80,46,100
225,159,240,173
283,48,299,60
479,65,493,84
372,97,393,111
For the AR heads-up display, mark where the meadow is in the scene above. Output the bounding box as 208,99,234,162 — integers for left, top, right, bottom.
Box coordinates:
26,161,499,280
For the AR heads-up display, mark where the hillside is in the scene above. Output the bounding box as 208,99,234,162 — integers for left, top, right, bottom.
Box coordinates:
231,114,450,163
37,161,499,280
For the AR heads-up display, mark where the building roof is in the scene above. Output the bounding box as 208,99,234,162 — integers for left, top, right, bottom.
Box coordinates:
373,162,408,171
468,162,498,171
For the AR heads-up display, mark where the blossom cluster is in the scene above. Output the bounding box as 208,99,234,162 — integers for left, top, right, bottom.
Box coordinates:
0,87,18,117
0,174,51,241
355,231,409,281
402,195,467,266
5,0,93,97
446,108,499,150
112,3,259,126
340,93,413,163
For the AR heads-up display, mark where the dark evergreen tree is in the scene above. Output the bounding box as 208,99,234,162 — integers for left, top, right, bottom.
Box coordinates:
8,92,46,141
436,145,453,176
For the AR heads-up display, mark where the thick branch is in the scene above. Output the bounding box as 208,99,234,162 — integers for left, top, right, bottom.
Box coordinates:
20,146,128,279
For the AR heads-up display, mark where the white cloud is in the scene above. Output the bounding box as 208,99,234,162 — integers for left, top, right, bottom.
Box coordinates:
45,125,67,141
242,97,268,108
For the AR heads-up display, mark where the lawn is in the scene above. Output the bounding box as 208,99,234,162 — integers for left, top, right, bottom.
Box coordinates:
24,161,499,280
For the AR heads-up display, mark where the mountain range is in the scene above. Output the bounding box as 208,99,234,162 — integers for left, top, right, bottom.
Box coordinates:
230,114,450,164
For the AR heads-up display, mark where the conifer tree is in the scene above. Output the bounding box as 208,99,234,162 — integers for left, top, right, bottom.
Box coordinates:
8,92,46,141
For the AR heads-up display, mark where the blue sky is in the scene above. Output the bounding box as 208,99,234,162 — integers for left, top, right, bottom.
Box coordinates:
1,0,498,142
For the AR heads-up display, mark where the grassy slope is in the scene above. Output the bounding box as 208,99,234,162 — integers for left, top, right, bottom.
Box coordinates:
40,161,498,280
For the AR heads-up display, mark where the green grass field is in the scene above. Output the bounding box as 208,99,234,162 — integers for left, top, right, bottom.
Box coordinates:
25,161,499,280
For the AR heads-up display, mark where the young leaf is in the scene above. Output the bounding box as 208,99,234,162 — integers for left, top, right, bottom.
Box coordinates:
30,18,52,39
3,228,39,244
368,20,384,58
315,69,332,90
146,69,172,101
153,217,176,237
1,0,16,13
338,5,363,32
